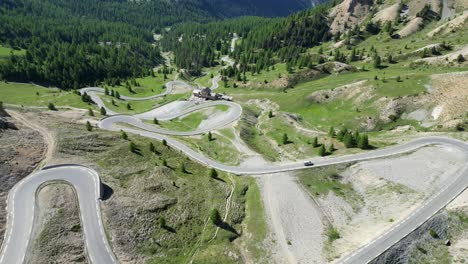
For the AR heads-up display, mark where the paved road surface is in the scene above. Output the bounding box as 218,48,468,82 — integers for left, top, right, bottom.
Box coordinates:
0,165,117,264
2,78,467,264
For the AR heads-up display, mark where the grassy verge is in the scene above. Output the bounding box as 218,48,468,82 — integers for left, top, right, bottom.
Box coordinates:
99,92,190,114
240,177,269,262
158,112,206,132
175,133,241,166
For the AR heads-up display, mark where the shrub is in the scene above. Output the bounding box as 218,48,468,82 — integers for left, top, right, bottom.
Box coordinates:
457,54,465,63
208,168,218,179
47,102,57,111
210,208,222,226
268,110,274,118
327,228,340,242
86,121,92,131
121,130,128,140
318,145,326,156
129,142,138,153
327,143,334,154
180,163,187,173
311,137,319,148
158,217,166,228
100,107,107,116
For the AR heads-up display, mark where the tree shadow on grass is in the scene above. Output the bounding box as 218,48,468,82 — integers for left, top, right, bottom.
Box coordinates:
217,221,240,241
163,226,177,234
212,176,225,183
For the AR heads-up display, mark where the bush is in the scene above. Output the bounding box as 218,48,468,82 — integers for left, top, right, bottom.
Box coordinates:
357,134,370,149
327,228,340,242
328,127,335,137
210,208,222,226
86,121,92,131
268,110,274,118
208,168,218,179
327,143,334,154
88,108,94,116
121,130,128,140
180,163,187,173
457,54,465,63
282,133,289,145
158,217,166,228
311,137,319,148
129,142,138,153
318,145,326,156
100,107,107,116
47,102,57,111
343,133,353,148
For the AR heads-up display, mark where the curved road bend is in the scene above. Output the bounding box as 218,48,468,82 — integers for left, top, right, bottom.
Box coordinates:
0,165,117,264
3,79,466,264
99,119,468,264
80,81,191,116
100,101,242,136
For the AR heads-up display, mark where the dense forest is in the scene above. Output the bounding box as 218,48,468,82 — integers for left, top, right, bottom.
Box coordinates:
161,3,335,76
0,0,176,88
0,0,330,88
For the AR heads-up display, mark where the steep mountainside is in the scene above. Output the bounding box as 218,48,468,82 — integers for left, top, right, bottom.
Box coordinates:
200,0,326,17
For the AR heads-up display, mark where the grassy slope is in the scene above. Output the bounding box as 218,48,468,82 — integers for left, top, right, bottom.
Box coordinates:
212,18,468,133
0,82,91,109
104,73,175,98
51,119,266,263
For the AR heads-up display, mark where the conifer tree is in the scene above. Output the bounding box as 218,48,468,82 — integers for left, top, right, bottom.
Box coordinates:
318,145,326,156
86,121,92,131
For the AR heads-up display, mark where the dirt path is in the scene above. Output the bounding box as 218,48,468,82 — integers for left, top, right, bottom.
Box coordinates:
8,111,55,169
258,173,326,264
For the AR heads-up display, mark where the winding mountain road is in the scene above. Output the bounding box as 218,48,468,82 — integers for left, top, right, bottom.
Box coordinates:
0,165,117,264
2,76,468,264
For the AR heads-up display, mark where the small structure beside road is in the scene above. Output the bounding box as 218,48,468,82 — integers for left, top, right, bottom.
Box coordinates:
192,87,232,101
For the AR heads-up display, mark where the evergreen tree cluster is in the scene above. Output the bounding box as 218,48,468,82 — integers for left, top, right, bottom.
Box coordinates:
161,4,332,75
335,128,370,150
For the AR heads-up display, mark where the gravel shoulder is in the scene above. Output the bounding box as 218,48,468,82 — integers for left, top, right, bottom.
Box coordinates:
258,172,326,264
